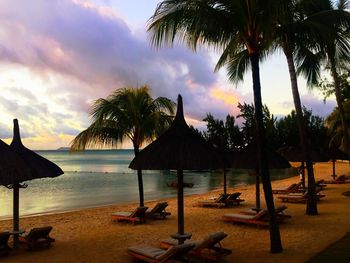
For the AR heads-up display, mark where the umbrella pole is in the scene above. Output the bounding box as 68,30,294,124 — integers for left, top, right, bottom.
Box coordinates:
177,169,184,243
301,162,305,189
332,159,336,180
223,169,227,196
255,169,261,212
13,183,19,249
171,170,191,244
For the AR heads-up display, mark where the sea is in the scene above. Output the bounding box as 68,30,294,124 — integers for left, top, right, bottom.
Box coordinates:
0,149,296,219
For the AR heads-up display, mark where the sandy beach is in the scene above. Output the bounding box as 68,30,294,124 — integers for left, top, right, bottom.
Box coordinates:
0,162,349,263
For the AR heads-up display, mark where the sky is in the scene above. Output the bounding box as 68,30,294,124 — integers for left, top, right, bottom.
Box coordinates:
0,0,337,150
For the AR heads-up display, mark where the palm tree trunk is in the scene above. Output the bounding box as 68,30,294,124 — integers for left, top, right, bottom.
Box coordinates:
284,48,318,215
250,53,283,253
134,145,144,207
329,58,350,160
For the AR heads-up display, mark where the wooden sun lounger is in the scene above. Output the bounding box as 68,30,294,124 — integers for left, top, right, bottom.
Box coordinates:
277,191,325,203
160,232,232,262
272,183,298,194
225,192,245,206
111,206,148,224
222,209,269,227
0,232,11,257
315,180,327,190
128,243,195,263
145,202,171,220
18,226,55,250
240,205,292,221
195,194,227,208
324,175,349,184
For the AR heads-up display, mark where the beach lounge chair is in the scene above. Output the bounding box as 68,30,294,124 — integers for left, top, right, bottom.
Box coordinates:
324,175,349,184
225,192,245,206
222,208,269,227
111,206,148,224
277,191,325,203
145,202,171,220
160,232,232,262
0,232,11,257
18,226,55,250
195,193,227,208
272,183,298,194
240,205,291,221
127,243,195,263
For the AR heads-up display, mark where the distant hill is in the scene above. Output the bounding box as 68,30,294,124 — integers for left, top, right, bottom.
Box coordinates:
57,147,70,151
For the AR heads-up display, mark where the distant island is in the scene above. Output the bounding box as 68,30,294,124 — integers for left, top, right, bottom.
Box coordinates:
57,147,70,151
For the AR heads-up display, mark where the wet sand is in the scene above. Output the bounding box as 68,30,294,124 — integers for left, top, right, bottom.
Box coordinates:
0,162,349,262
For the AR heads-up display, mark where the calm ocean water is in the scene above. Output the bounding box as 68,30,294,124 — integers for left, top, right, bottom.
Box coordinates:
0,150,296,219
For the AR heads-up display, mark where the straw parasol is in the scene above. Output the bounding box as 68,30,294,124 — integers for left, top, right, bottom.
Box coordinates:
277,145,329,163
326,148,349,180
227,144,290,211
129,95,224,244
0,140,32,186
277,145,329,188
5,119,64,248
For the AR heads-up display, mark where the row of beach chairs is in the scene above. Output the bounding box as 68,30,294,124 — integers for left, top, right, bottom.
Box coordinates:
271,175,349,203
126,205,292,262
128,231,232,262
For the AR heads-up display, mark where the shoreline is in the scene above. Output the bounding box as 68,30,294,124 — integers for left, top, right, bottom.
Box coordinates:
0,168,296,220
0,162,349,262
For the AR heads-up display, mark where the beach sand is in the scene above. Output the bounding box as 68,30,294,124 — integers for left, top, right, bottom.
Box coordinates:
0,162,349,262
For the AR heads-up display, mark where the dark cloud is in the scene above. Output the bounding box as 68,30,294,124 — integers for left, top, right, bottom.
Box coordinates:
300,94,336,117
0,0,335,149
0,123,12,139
0,0,221,124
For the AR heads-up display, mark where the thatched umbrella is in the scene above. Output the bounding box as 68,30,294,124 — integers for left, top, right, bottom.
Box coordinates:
5,119,64,248
327,148,349,180
0,140,32,185
129,95,224,244
227,144,290,211
277,145,329,188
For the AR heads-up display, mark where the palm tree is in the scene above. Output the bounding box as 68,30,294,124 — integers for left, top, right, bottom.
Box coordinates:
320,1,350,159
148,0,286,253
70,86,175,207
275,0,350,215
325,100,350,149
274,0,328,215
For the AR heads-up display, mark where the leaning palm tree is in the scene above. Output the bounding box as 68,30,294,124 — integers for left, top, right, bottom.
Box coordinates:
70,86,175,207
148,0,286,253
273,0,349,215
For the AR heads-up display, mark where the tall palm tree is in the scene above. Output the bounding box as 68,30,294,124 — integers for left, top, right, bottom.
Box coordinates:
325,100,350,149
275,0,350,215
274,0,332,215
295,0,350,156
148,0,286,253
320,1,350,159
70,86,175,207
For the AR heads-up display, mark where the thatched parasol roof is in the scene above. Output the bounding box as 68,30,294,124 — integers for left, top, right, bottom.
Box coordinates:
129,94,224,244
129,95,224,170
5,119,64,249
0,139,32,186
10,119,64,181
277,145,329,163
228,144,291,170
327,148,349,161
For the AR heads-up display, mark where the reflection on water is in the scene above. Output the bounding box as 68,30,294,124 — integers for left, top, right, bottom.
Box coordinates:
0,150,296,219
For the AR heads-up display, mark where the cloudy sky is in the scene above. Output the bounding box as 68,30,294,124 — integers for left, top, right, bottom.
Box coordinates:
0,0,336,150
